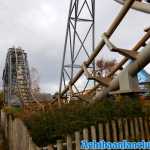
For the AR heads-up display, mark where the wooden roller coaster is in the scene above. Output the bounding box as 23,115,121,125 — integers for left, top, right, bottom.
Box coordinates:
2,47,46,110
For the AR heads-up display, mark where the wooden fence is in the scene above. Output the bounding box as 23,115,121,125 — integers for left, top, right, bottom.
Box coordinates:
1,111,40,150
1,111,150,150
40,117,150,150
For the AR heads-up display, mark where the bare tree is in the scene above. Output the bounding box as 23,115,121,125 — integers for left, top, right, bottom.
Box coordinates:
30,67,40,95
96,59,117,78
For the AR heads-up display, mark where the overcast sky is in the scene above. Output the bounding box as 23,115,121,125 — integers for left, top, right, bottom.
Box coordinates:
0,0,149,94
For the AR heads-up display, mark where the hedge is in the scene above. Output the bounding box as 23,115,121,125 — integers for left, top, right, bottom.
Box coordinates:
21,97,148,147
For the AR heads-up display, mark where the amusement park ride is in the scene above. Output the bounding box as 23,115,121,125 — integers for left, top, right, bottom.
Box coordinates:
3,47,32,106
58,0,150,106
2,0,150,107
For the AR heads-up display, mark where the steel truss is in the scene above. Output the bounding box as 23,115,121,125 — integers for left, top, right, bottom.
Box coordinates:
59,0,96,99
56,0,150,106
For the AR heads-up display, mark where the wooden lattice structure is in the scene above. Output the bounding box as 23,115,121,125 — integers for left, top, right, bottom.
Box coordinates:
3,47,32,106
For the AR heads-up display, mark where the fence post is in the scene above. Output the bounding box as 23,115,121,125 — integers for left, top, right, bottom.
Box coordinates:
1,111,5,130
144,117,150,140
134,118,140,140
98,123,104,140
105,122,110,141
5,115,8,139
111,120,117,141
56,140,63,150
118,119,123,141
139,117,144,140
14,119,17,150
10,116,13,149
8,116,10,149
75,131,80,150
27,134,30,150
11,117,14,150
48,144,54,150
123,119,129,140
67,135,72,150
91,126,96,140
29,137,33,150
24,126,28,150
83,128,88,140
129,118,135,140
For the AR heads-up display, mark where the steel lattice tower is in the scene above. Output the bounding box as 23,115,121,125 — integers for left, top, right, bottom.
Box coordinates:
59,0,95,99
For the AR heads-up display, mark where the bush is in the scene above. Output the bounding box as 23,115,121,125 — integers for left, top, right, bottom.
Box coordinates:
21,98,148,147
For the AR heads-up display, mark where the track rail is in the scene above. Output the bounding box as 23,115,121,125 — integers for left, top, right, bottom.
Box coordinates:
114,0,150,14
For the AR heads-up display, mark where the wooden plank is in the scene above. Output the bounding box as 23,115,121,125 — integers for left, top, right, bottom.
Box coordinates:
67,135,72,150
56,140,63,150
98,123,104,140
123,119,129,140
111,120,117,141
91,126,96,140
144,117,150,140
139,117,145,140
129,119,135,140
83,128,88,140
105,122,111,141
118,119,123,140
75,132,80,150
134,118,140,140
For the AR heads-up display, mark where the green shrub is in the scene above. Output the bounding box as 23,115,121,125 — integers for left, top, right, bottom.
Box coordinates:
23,98,147,147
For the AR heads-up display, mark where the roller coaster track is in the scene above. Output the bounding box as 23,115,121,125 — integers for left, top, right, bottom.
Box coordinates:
57,0,150,107
114,0,150,14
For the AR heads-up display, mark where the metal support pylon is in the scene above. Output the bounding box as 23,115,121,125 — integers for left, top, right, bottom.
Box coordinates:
59,0,96,100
